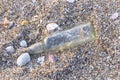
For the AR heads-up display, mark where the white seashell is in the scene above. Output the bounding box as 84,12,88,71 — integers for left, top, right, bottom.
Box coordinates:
17,53,30,66
20,40,27,47
37,56,45,65
110,12,119,20
46,23,60,34
67,0,75,3
6,46,15,53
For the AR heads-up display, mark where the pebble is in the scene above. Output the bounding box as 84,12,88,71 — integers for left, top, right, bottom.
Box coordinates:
32,0,36,3
32,0,38,6
100,52,107,57
20,40,27,47
17,53,30,66
21,20,28,26
32,15,38,22
48,54,59,63
110,12,119,20
67,0,75,3
3,17,10,28
37,56,45,65
46,23,60,34
9,21,15,29
6,46,15,53
118,36,120,39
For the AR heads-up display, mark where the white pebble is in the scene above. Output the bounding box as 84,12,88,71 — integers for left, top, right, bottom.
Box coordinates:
20,40,27,47
32,0,36,3
118,36,120,39
46,23,60,34
67,0,75,3
110,12,119,20
37,56,45,65
6,46,15,53
17,53,30,66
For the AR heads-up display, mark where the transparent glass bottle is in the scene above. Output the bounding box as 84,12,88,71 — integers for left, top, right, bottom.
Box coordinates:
26,22,96,54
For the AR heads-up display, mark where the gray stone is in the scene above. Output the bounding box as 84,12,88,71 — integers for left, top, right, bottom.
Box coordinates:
20,40,27,47
46,23,61,34
6,46,15,53
37,56,45,65
48,54,59,63
17,53,30,66
100,52,107,57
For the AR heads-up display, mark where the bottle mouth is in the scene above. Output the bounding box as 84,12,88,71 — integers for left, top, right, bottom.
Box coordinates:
28,42,45,54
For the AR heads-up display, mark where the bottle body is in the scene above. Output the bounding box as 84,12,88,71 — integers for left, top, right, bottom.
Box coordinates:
44,22,95,51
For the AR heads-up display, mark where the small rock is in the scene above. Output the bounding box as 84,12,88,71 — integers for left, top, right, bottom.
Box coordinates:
17,53,30,66
67,0,75,3
3,17,10,28
48,54,59,63
107,78,112,80
118,36,120,39
3,52,9,57
32,15,38,22
6,46,15,53
100,52,107,57
32,0,37,4
110,12,119,20
114,19,119,24
46,23,60,34
37,56,45,65
32,0,36,3
9,21,15,29
20,40,27,47
21,20,28,26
